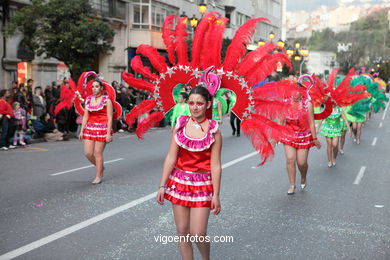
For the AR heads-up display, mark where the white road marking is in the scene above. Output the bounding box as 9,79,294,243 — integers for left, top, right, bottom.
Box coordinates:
353,166,367,185
0,192,157,260
374,205,384,208
379,122,383,128
0,151,258,259
50,158,124,176
381,101,389,120
371,137,377,146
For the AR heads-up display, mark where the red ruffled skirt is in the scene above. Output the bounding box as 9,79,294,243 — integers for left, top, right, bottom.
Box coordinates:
82,122,109,142
280,129,314,149
164,168,213,208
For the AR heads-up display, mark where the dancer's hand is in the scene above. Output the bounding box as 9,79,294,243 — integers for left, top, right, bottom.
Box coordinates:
347,128,352,136
106,133,113,143
314,139,321,149
211,195,221,215
78,132,83,141
156,187,165,205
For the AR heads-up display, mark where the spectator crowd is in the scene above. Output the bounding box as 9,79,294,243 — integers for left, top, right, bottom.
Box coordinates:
0,78,152,150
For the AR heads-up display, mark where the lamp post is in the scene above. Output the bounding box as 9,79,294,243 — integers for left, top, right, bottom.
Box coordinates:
298,47,309,75
198,1,207,17
257,39,266,47
268,31,275,43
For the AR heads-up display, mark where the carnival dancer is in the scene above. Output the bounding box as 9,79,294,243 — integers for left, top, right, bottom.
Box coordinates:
157,85,222,260
279,80,321,195
79,79,113,184
170,92,190,128
317,106,351,167
68,72,121,184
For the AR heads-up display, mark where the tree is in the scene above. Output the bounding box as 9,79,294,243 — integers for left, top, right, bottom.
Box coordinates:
6,0,115,79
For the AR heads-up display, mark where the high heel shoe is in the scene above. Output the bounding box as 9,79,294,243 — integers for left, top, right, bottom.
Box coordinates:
300,179,307,189
287,185,295,195
92,177,102,185
328,162,333,168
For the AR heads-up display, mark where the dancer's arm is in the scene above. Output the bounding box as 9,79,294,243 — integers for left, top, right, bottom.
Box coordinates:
340,108,352,135
106,99,113,143
157,129,179,205
79,109,89,141
210,131,222,215
308,102,321,149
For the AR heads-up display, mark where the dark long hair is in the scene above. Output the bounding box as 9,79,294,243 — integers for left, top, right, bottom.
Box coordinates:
189,84,211,102
189,84,213,118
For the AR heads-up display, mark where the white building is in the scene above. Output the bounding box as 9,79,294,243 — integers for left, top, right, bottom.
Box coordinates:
306,51,339,76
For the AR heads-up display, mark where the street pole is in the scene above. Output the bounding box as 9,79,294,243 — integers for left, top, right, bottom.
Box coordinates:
299,58,306,76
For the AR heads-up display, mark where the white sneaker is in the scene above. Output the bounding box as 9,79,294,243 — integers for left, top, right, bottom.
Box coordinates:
339,149,344,155
8,145,16,149
118,129,124,133
0,146,9,151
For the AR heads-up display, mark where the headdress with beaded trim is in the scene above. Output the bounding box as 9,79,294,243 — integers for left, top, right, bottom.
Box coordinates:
122,12,293,143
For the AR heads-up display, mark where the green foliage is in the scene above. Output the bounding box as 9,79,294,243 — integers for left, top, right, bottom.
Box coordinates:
309,28,337,52
7,0,115,79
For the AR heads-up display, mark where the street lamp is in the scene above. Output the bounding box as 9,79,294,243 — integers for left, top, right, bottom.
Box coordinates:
286,46,294,57
295,42,301,49
190,15,198,28
277,39,285,48
269,31,275,42
258,39,266,47
198,1,207,16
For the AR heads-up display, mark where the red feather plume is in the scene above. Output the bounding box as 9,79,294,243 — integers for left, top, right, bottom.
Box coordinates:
327,69,339,90
122,72,155,93
191,12,218,68
222,17,270,71
125,99,157,126
308,74,329,107
131,56,159,81
162,14,177,65
237,42,279,75
200,16,227,69
136,44,168,73
331,68,370,106
136,112,165,140
241,113,294,165
175,16,189,65
246,52,291,86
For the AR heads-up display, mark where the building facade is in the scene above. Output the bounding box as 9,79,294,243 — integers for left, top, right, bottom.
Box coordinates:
306,51,339,76
1,0,283,89
0,0,129,89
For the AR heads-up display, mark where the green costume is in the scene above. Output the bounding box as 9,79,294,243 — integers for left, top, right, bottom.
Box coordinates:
170,103,190,127
212,98,221,122
320,106,343,137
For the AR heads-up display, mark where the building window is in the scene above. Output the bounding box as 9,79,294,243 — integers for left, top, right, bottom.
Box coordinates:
236,12,250,27
91,0,110,17
112,0,126,20
91,0,126,20
132,0,178,30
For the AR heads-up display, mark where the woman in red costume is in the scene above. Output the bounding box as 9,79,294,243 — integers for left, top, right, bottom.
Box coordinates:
157,85,222,260
280,82,321,195
79,79,113,184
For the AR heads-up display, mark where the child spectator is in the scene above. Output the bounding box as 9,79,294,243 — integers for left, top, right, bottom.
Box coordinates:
12,101,26,146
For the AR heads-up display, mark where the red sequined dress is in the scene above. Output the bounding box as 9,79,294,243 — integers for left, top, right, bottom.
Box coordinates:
280,98,314,149
164,116,219,207
82,95,110,142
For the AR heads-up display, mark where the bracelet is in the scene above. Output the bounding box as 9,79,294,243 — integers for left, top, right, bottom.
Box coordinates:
158,185,166,189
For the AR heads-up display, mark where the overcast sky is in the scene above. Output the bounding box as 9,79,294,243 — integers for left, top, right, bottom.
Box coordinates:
286,0,387,11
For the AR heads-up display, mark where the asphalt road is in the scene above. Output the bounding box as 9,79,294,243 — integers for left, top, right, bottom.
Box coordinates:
0,107,389,260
